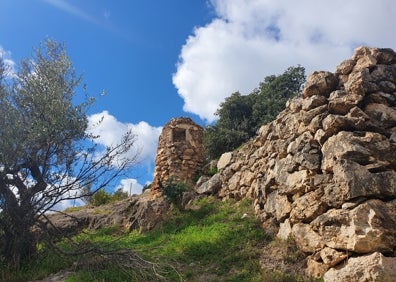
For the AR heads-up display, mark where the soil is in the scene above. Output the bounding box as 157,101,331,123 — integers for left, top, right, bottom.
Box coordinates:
260,238,309,280
32,270,74,282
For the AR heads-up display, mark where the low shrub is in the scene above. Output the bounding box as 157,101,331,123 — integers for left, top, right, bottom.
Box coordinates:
161,178,191,208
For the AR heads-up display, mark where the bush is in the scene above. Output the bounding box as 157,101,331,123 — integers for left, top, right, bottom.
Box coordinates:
112,188,129,202
207,166,218,176
90,189,112,206
162,178,191,208
82,187,129,207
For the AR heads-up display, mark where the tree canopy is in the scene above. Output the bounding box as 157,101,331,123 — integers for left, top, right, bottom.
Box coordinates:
204,66,305,160
0,40,138,266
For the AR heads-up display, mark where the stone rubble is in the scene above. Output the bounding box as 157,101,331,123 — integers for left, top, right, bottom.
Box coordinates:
195,46,396,280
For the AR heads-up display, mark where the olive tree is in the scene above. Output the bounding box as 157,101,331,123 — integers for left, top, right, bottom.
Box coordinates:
0,40,138,266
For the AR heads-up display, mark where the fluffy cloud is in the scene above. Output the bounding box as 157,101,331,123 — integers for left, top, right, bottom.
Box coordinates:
87,111,161,195
50,110,160,210
51,197,85,212
0,45,16,78
87,110,162,168
116,178,144,195
173,0,396,123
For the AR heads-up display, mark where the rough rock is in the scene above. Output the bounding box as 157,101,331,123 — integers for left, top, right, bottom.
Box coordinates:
291,223,324,253
311,199,396,254
196,46,396,280
323,252,396,282
277,219,292,240
306,252,330,279
302,71,338,98
44,194,171,237
217,152,233,170
320,247,348,268
194,173,222,195
304,247,348,278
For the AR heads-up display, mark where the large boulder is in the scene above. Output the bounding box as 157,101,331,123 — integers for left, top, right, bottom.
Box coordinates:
324,252,396,282
194,173,222,195
311,199,396,254
217,152,234,170
43,194,171,237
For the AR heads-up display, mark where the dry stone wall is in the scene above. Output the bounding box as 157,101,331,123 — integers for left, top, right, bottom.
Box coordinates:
151,117,204,196
195,47,396,281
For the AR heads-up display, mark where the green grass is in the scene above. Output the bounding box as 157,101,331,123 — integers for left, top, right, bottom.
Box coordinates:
0,197,286,281
0,248,75,282
69,197,269,281
63,205,85,213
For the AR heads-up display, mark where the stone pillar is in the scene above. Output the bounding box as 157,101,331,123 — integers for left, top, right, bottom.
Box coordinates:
151,117,205,197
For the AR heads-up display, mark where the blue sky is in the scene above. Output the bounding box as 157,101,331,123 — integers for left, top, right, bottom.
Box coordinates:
1,0,396,201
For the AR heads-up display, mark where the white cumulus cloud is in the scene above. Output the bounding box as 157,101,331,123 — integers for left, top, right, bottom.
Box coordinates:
173,0,396,123
51,197,85,212
87,111,162,195
116,178,144,195
0,45,16,78
87,110,162,168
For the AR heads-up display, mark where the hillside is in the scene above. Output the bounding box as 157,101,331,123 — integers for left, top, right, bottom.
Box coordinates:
3,46,395,282
3,197,313,282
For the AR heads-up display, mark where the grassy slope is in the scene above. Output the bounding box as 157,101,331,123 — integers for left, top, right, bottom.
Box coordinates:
1,197,311,282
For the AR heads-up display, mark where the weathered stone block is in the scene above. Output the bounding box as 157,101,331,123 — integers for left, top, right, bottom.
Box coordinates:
311,199,396,253
324,252,396,282
217,151,233,170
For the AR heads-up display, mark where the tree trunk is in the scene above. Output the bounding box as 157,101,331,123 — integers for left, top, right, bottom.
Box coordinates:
0,206,37,267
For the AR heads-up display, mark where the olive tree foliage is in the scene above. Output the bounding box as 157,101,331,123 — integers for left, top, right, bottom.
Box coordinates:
0,40,138,266
204,66,305,160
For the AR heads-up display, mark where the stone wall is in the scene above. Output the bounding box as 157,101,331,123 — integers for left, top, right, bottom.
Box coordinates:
151,117,204,196
195,47,396,281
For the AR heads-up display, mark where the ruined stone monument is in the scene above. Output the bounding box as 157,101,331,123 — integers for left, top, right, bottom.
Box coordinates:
151,117,205,196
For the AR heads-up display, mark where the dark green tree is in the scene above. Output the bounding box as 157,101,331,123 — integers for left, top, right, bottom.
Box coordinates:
90,188,112,206
216,92,257,137
82,185,129,206
204,92,256,160
0,40,138,266
112,187,129,201
252,65,305,125
204,66,305,160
